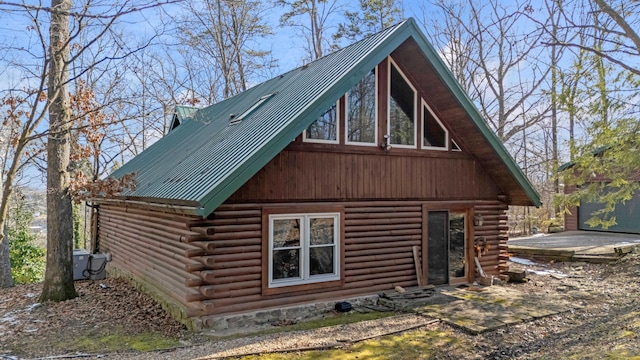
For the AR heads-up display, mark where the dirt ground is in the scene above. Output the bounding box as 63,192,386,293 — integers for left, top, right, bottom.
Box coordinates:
1,253,639,359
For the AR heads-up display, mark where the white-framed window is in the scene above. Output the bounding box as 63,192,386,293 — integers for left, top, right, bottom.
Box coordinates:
303,102,339,144
346,67,377,146
422,99,449,151
387,58,417,148
268,213,340,288
451,139,461,152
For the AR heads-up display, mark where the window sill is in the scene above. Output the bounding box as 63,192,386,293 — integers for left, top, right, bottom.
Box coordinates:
262,278,344,296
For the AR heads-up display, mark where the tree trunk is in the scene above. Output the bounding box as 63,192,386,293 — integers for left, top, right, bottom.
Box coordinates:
550,3,560,218
0,225,13,288
40,0,78,302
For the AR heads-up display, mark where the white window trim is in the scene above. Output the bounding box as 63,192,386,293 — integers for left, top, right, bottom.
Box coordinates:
268,213,341,288
451,139,462,152
345,67,378,147
387,57,417,149
421,99,449,151
303,101,340,144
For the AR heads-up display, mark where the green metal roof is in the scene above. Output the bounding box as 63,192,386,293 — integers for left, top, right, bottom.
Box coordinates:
110,18,541,216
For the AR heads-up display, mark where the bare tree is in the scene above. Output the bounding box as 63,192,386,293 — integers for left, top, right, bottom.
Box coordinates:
41,0,77,301
177,0,274,101
276,0,343,62
418,2,478,93
419,0,550,144
546,0,640,76
0,0,177,295
547,0,564,217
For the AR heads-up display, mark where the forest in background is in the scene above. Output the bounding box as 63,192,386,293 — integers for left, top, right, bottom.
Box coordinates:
0,0,638,292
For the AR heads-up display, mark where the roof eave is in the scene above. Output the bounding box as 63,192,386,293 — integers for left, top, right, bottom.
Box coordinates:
90,197,203,216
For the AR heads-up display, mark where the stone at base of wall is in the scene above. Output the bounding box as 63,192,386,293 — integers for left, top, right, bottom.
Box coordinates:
201,295,379,335
107,265,381,332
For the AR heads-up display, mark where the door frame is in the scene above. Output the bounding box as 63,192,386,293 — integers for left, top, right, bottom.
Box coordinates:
422,203,475,285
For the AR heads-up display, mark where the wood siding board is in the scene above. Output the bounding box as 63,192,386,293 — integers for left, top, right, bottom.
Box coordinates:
229,147,500,202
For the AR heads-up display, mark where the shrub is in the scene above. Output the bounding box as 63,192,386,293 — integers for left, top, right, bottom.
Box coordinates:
8,198,45,284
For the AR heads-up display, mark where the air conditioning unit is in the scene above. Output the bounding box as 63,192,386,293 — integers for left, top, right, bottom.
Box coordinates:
72,249,110,280
87,253,109,280
73,249,90,280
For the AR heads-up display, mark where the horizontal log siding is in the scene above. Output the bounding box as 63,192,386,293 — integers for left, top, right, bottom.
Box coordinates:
98,204,207,321
190,199,506,320
344,203,422,284
473,201,509,274
189,202,422,321
98,198,507,326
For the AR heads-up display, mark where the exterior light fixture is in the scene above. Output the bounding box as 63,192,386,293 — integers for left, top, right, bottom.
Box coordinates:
474,214,484,227
381,134,392,151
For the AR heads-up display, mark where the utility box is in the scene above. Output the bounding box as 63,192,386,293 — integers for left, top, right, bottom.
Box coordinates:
88,253,108,280
73,249,90,280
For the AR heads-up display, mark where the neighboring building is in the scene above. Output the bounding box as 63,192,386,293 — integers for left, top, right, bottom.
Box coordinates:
563,176,640,234
93,19,541,329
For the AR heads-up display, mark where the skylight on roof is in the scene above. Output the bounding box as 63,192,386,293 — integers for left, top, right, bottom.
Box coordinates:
229,93,276,125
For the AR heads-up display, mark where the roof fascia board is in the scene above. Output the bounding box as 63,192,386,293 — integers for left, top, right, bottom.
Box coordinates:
91,197,202,216
199,23,415,216
406,22,542,207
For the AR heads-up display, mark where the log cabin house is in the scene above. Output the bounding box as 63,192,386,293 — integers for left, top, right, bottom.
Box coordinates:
93,19,541,329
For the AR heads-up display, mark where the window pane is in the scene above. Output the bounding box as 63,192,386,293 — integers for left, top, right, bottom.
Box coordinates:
310,246,334,275
272,219,300,248
449,213,466,278
347,69,376,143
389,65,415,146
306,104,337,141
309,218,335,245
423,105,446,148
427,211,448,285
272,249,300,279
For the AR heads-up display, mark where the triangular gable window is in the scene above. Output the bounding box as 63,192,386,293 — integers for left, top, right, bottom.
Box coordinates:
452,139,461,151
346,68,377,146
304,102,339,143
169,115,181,132
388,58,417,148
422,100,448,150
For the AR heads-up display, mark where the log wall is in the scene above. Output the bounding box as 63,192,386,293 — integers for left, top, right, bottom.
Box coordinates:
98,204,208,324
98,199,507,328
472,200,510,274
